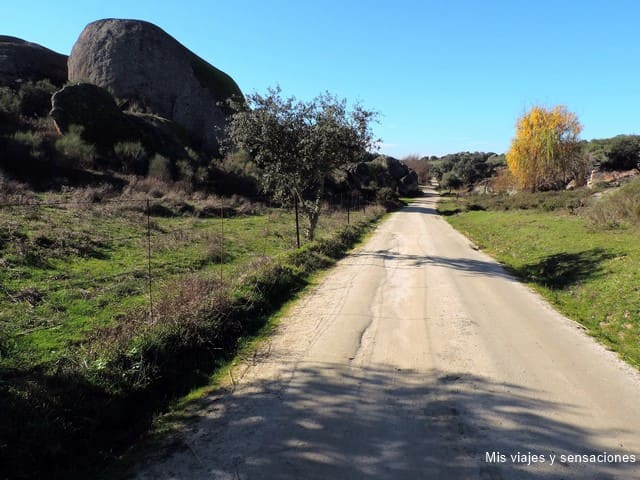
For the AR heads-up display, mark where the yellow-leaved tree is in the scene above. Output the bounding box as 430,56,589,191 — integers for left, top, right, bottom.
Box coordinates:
506,105,586,191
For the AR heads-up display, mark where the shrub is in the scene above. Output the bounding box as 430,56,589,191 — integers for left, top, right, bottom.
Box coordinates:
586,178,640,228
455,190,590,213
114,141,148,174
124,176,170,198
376,186,402,211
0,86,20,116
213,150,261,196
205,232,230,263
18,79,57,117
147,154,173,181
601,135,640,171
441,171,463,192
175,158,196,185
376,186,396,203
55,125,96,168
1,131,53,180
490,167,518,193
12,130,45,159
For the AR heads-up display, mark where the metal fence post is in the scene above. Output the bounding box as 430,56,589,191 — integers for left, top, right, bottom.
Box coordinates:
146,199,153,321
220,200,225,283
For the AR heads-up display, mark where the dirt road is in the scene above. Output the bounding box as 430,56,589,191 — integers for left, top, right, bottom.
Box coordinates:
134,190,640,479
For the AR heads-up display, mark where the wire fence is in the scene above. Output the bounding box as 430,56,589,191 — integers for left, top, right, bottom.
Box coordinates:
0,193,376,337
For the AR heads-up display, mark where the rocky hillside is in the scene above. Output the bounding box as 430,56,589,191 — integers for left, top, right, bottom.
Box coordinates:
0,19,245,189
68,19,243,152
0,19,418,201
0,36,67,87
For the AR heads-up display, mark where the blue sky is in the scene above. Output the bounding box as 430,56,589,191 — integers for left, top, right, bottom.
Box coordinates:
3,1,638,157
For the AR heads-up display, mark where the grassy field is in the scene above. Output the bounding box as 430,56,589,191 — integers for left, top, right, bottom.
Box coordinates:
0,196,371,367
438,192,640,369
0,190,385,479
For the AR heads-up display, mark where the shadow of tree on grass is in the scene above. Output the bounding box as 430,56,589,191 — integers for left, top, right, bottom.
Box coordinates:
514,248,616,290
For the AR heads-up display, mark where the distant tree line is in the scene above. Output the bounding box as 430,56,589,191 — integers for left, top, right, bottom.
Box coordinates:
423,152,506,187
400,132,639,194
583,135,640,171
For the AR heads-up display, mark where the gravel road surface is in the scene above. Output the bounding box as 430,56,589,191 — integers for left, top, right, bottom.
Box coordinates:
134,189,640,479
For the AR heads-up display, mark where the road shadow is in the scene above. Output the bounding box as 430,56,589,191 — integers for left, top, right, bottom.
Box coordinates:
398,197,440,216
349,249,514,280
349,248,617,291
133,364,637,480
400,203,439,215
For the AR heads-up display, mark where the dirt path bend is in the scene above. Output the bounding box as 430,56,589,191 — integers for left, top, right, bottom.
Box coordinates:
133,190,640,480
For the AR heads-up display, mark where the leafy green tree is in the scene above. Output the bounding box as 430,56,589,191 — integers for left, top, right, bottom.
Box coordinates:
226,86,378,240
604,135,640,171
441,171,463,193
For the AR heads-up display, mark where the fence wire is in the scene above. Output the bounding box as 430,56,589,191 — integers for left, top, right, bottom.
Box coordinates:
0,193,369,336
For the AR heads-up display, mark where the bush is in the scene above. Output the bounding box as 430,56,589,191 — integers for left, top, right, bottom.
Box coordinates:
0,86,20,116
55,125,96,168
205,232,231,263
375,186,403,211
213,150,261,196
18,80,57,117
454,190,590,213
114,141,148,174
147,154,173,181
586,178,640,228
376,186,396,203
441,171,463,192
12,130,45,160
0,131,56,180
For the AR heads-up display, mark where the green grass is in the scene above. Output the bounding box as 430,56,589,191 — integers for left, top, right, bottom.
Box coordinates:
0,192,384,480
438,195,640,369
0,200,374,369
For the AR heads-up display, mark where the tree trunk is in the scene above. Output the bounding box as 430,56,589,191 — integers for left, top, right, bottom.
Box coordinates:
305,196,322,241
303,179,325,241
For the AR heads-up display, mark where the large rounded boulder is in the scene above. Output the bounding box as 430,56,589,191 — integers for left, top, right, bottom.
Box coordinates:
50,83,122,143
0,36,67,87
51,82,190,162
68,19,243,152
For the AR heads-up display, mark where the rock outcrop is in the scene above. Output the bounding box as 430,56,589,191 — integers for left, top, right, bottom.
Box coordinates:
51,83,122,142
0,36,67,87
51,83,190,163
68,19,243,152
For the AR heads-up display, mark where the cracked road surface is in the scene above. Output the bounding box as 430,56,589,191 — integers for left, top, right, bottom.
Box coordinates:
134,189,640,479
